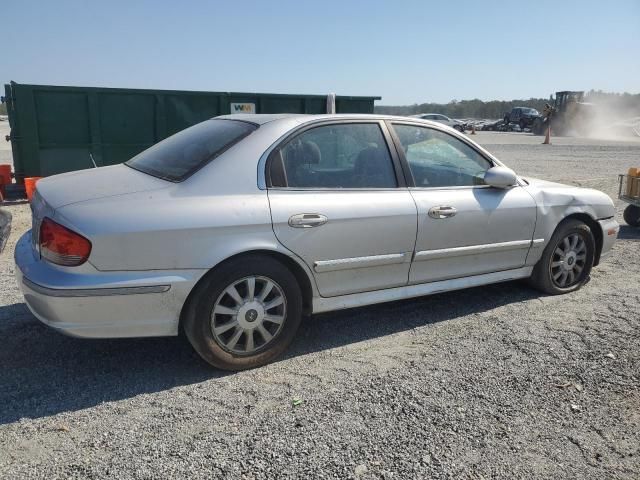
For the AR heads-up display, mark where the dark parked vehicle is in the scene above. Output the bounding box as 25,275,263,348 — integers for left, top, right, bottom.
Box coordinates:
480,119,507,131
504,107,541,131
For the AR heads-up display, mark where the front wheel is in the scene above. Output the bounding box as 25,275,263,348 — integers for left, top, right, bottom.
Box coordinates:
183,255,303,370
623,204,640,227
529,219,595,295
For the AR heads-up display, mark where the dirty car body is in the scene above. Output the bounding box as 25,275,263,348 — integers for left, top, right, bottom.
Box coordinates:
14,114,619,369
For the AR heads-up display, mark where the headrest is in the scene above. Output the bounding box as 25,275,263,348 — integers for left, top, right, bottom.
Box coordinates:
354,146,386,173
283,140,321,167
299,141,321,165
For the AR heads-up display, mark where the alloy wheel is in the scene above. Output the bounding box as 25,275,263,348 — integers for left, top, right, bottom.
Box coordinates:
550,233,587,288
210,276,287,355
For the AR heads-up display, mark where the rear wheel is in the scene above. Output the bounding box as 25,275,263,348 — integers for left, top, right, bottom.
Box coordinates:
183,255,303,370
623,205,640,227
529,219,595,295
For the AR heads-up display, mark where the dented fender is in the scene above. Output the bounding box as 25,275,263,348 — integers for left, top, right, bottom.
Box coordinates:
523,178,616,266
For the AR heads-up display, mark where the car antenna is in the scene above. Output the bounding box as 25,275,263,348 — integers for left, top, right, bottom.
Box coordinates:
89,152,98,168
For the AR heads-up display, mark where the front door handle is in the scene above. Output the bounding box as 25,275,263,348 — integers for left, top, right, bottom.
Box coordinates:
288,213,328,228
428,206,457,219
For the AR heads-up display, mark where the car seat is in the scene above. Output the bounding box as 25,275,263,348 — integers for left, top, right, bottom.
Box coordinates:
353,146,396,188
283,141,321,187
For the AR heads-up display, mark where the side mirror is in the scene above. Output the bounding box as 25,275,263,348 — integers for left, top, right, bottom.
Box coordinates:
484,166,517,188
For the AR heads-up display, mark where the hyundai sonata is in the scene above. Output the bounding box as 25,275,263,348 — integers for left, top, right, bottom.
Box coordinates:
15,114,619,370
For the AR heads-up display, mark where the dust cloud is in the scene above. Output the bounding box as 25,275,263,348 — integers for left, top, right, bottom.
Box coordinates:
581,91,640,140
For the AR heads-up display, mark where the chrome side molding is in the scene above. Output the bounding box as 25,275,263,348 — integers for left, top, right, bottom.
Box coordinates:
414,239,541,262
22,277,171,298
314,252,410,273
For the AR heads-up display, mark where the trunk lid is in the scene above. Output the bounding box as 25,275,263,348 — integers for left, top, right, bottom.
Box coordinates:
35,164,169,209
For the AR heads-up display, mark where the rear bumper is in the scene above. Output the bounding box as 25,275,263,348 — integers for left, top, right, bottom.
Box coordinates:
597,217,619,262
14,231,204,338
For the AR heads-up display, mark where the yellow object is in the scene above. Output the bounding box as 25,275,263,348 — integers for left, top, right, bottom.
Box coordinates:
627,168,640,198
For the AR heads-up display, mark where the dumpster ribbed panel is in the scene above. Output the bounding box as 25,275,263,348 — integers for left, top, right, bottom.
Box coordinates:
3,82,380,179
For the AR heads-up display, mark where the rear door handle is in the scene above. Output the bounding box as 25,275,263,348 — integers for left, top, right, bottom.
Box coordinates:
288,213,328,228
428,206,457,219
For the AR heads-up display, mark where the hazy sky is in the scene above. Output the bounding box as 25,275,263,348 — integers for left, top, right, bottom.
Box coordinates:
4,0,639,105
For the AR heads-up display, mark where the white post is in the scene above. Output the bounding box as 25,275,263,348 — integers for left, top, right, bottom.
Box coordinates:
326,93,336,114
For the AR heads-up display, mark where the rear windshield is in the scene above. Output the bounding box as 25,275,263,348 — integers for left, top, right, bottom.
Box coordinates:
126,119,257,181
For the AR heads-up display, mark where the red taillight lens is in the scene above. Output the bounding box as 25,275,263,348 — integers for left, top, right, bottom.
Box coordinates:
39,217,92,266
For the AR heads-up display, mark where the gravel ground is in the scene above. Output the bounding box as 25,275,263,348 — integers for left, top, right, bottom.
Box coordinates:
1,132,639,479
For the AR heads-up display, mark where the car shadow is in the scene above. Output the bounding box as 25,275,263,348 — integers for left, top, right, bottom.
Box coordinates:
0,281,542,425
618,224,640,240
287,281,540,358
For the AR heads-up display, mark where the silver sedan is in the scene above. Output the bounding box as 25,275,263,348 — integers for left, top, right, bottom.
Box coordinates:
15,114,619,370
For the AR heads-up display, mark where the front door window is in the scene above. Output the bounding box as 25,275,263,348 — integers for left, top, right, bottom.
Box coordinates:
393,124,492,188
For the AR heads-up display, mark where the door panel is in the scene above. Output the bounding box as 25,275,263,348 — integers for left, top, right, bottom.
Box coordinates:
269,190,417,297
409,186,537,284
388,122,537,284
266,121,417,298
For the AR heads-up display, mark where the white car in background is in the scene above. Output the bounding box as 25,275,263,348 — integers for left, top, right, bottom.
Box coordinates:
410,113,466,132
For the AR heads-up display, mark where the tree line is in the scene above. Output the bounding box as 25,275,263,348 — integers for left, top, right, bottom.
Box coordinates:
374,90,640,120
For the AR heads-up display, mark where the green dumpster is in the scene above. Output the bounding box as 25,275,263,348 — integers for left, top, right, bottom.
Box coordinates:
2,81,380,179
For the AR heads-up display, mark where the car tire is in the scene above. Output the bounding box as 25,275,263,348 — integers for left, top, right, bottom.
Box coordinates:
529,219,596,295
183,254,303,370
453,125,462,132
623,205,640,227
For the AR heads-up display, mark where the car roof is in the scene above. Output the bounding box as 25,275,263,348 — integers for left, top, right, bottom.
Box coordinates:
217,113,446,125
217,113,308,125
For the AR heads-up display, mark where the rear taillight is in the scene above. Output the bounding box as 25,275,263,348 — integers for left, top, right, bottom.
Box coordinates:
39,217,92,266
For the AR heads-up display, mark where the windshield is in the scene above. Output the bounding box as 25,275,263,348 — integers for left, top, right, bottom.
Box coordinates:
126,119,257,181
523,108,539,115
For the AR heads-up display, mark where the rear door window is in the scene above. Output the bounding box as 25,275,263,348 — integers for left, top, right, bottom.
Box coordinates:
269,123,398,189
126,119,257,181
